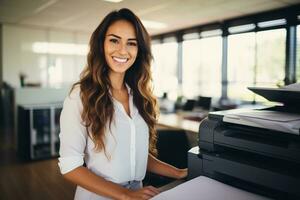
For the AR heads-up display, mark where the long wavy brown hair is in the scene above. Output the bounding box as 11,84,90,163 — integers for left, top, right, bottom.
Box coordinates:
71,8,158,156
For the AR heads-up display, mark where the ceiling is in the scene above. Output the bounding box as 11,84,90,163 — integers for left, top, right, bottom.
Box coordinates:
0,0,300,36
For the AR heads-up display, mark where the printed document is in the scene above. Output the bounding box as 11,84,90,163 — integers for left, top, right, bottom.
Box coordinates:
151,176,271,200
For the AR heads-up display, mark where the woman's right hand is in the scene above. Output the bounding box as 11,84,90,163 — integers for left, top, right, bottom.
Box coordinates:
121,186,160,200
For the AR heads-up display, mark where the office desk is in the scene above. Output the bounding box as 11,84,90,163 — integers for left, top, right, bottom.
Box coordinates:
158,112,206,134
157,112,207,148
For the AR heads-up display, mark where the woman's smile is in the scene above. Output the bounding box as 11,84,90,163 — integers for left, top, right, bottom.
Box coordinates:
112,56,128,63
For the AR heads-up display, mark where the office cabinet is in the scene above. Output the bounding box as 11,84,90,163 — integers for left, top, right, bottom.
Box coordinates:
17,103,62,160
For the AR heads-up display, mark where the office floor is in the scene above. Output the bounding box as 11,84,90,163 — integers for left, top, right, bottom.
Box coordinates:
0,126,184,200
0,127,76,200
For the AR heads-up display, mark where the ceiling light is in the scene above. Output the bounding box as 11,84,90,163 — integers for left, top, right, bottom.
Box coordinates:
257,19,286,28
228,24,255,34
141,20,167,29
200,29,222,37
162,37,177,43
102,0,123,3
151,40,161,45
183,32,200,40
32,42,88,55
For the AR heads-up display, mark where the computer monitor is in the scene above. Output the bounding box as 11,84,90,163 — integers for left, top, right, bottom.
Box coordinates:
196,96,211,110
183,99,196,111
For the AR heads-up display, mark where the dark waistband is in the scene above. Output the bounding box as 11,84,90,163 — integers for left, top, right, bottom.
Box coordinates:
120,180,141,186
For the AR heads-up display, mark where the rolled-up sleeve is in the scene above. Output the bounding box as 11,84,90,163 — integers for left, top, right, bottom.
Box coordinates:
58,92,87,174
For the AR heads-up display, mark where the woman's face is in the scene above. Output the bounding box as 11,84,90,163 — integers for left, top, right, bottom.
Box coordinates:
104,20,138,75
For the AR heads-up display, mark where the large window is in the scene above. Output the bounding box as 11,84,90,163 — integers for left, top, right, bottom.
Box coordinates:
256,29,286,87
228,29,286,101
182,36,222,98
151,7,298,104
228,32,256,101
152,41,178,100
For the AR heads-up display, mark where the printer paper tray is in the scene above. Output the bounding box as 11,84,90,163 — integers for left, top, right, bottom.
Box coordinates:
199,151,300,197
215,126,300,163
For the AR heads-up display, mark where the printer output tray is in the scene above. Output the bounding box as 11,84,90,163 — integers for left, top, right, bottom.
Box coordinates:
199,118,300,164
247,86,300,106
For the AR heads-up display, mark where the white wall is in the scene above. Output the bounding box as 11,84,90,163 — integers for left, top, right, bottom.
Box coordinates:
2,24,90,88
3,25,47,87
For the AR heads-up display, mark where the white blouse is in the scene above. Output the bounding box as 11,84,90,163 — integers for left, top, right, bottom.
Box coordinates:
58,85,149,199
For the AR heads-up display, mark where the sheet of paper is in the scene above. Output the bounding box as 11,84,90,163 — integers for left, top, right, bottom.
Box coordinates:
151,176,272,200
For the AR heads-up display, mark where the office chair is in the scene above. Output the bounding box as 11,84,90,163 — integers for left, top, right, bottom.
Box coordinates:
143,129,189,187
156,129,189,168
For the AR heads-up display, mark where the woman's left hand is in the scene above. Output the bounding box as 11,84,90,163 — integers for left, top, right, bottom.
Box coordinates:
175,168,188,179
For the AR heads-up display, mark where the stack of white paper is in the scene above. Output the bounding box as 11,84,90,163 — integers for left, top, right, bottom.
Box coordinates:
223,110,300,135
151,176,271,200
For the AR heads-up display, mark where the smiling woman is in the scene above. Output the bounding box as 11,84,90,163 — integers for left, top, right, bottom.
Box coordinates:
58,8,187,200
